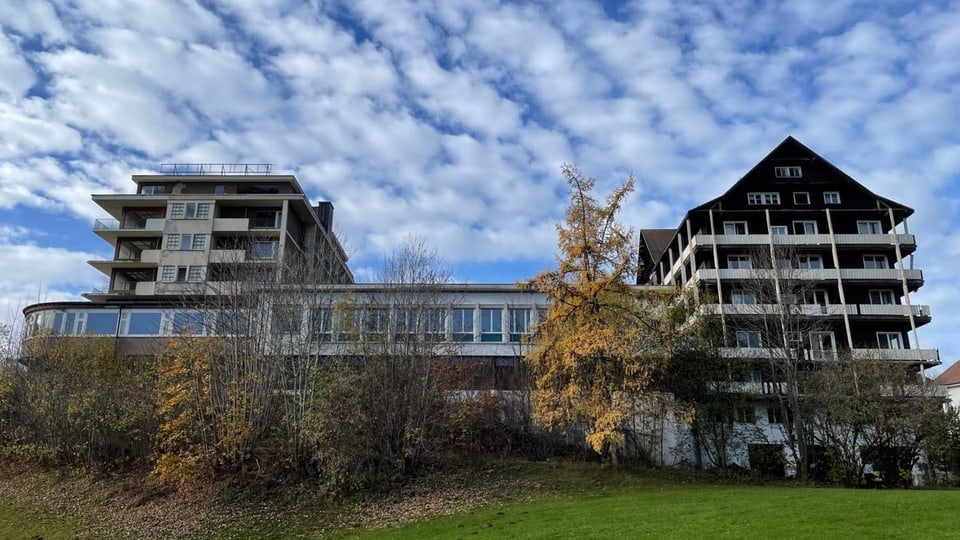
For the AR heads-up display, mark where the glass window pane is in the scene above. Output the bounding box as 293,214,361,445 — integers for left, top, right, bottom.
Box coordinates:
85,311,119,335
128,312,162,335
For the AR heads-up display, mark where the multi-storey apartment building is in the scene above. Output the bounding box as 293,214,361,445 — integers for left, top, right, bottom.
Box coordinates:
638,137,936,367
86,163,352,301
637,136,939,470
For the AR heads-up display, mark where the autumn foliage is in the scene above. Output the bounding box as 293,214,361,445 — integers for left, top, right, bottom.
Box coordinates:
527,165,679,460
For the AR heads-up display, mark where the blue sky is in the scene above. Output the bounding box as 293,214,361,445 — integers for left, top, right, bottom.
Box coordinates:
1,0,959,371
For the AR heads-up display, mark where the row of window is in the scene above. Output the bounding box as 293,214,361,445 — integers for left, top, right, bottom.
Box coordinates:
734,330,905,350
723,406,783,425
302,306,542,343
747,191,840,206
160,265,205,282
165,233,207,250
724,254,890,270
722,220,885,235
27,306,547,342
169,202,211,220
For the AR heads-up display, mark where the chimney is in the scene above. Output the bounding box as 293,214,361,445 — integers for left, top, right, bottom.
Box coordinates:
314,201,334,231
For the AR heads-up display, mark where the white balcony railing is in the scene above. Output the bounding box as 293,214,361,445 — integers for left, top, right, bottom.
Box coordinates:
691,233,916,249
851,348,940,363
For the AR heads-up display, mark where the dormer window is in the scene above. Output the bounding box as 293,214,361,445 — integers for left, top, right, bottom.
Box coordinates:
775,166,802,178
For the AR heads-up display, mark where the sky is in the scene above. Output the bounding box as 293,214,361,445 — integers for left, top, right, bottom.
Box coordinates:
1,0,959,371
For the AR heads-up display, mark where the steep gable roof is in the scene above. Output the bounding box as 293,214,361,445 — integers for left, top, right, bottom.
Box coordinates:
639,229,675,263
690,136,913,215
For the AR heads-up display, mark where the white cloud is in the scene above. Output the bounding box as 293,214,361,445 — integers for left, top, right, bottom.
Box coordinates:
0,0,959,368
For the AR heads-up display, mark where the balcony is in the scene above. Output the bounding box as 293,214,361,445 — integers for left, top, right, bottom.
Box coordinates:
691,233,916,251
209,249,247,263
213,218,251,232
851,348,940,365
705,304,847,317
854,304,931,321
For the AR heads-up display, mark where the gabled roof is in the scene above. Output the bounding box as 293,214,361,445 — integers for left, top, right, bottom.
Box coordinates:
690,136,913,215
639,229,675,263
934,361,960,386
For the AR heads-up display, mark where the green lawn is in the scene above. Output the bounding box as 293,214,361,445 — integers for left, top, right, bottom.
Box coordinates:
3,461,959,539
347,486,960,540
0,500,86,540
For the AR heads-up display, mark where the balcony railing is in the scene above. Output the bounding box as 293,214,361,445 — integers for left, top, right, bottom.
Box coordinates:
691,233,916,249
93,218,165,232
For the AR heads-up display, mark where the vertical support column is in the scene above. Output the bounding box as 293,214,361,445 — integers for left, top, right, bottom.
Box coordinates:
888,209,919,352
708,209,726,344
825,208,853,349
667,246,676,286
679,221,689,286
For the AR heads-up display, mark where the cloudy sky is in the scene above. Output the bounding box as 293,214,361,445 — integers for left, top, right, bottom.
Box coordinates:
1,0,958,370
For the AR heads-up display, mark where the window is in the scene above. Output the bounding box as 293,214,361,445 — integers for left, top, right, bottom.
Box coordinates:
735,407,756,424
508,308,531,342
857,220,883,234
723,221,748,235
215,185,226,195
170,203,185,219
810,332,836,359
273,304,302,335
869,290,896,305
731,291,757,305
793,192,810,205
126,311,162,335
251,240,279,259
172,311,205,336
802,290,829,306
824,192,841,205
797,255,823,269
863,255,888,269
252,210,281,228
187,266,204,282
363,308,389,336
310,308,332,341
168,233,204,250
217,310,248,336
793,221,818,234
775,166,802,178
727,255,752,270
736,330,762,348
424,308,446,337
747,192,781,205
877,332,903,349
452,308,474,342
85,311,119,335
480,308,502,342
767,407,784,424
770,225,788,236
160,265,176,282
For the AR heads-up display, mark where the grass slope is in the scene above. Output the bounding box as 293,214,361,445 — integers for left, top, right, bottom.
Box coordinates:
350,487,960,540
1,460,958,539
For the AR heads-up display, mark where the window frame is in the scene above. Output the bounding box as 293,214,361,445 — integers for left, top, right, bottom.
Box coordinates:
747,192,781,205
775,166,802,178
877,332,904,350
723,221,748,235
862,254,889,269
770,225,788,236
479,307,503,342
793,192,810,205
793,220,818,234
727,255,753,270
824,192,841,205
735,330,762,348
451,307,475,342
869,289,896,305
857,220,883,234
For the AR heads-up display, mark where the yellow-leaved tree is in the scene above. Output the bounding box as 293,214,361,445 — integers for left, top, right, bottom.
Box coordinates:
527,165,679,463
